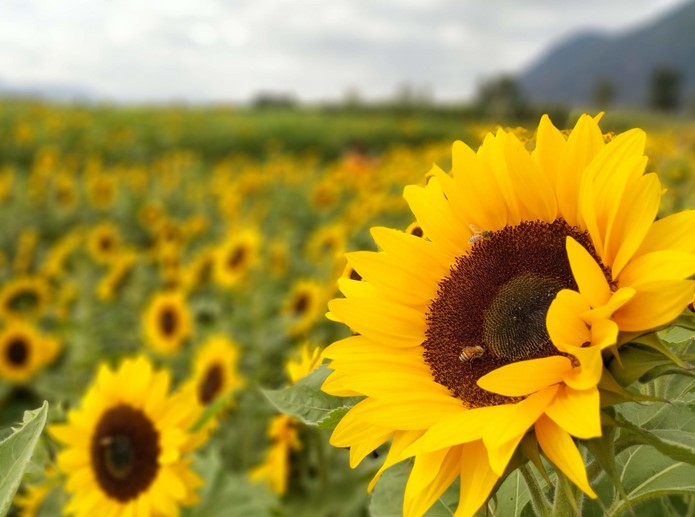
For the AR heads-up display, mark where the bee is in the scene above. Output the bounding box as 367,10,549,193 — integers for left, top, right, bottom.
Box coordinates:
459,345,485,363
468,224,493,245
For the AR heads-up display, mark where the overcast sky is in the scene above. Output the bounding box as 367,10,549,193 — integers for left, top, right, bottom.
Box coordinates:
0,0,689,103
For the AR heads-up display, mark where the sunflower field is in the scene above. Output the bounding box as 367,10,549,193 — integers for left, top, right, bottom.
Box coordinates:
1,100,695,517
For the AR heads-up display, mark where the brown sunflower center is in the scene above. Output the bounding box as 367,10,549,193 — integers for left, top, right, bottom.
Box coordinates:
423,219,611,408
227,247,246,270
293,293,310,315
159,306,179,337
198,363,224,405
5,337,29,366
7,289,40,314
91,404,160,502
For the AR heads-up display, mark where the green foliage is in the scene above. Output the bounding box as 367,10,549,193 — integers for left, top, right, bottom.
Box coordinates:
263,365,362,427
0,401,48,515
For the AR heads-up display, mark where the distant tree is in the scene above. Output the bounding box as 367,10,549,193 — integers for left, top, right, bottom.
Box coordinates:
251,92,298,109
592,78,616,108
648,65,683,112
475,75,528,120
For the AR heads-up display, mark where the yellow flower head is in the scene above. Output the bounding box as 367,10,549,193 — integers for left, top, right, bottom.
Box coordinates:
142,290,192,355
282,280,327,337
183,335,244,429
0,276,51,321
50,356,203,517
322,114,695,517
212,228,260,289
0,320,60,383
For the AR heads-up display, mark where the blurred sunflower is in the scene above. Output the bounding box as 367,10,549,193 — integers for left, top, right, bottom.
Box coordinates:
251,344,323,495
212,229,260,289
183,335,244,429
13,467,58,517
0,276,51,320
87,222,122,264
304,223,347,264
282,279,327,336
0,320,60,383
142,291,192,355
322,114,695,516
49,356,203,517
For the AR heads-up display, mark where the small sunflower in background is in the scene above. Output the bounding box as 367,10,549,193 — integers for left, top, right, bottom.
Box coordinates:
322,114,695,516
304,223,347,264
183,335,244,430
212,228,260,289
0,275,51,321
282,279,327,336
142,290,192,355
0,320,60,383
50,356,203,517
86,221,122,265
251,344,323,495
13,466,58,516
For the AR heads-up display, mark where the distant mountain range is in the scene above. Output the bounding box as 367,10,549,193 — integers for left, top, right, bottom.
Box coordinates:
519,0,695,108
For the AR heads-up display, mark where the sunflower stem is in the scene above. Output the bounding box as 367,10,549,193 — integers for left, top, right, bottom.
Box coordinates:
551,469,582,517
520,464,552,517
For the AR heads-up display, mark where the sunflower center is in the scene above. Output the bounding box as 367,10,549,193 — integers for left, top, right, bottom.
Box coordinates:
227,247,246,270
91,404,160,502
159,307,179,337
423,219,611,408
293,294,309,315
198,363,224,404
6,337,29,366
8,289,40,314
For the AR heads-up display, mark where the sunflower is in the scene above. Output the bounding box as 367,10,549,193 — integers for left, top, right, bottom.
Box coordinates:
212,229,260,289
304,223,347,264
49,356,203,517
0,276,51,320
282,280,327,336
322,114,695,516
142,291,192,355
0,320,60,383
250,344,323,495
13,467,58,517
87,222,122,264
183,335,244,428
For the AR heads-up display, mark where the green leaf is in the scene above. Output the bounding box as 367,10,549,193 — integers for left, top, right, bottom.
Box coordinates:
488,470,532,517
631,333,689,368
0,401,49,515
603,445,695,516
608,345,673,387
317,406,353,429
262,365,361,426
184,448,274,517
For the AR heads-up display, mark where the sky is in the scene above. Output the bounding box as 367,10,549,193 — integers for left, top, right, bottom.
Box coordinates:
0,0,689,103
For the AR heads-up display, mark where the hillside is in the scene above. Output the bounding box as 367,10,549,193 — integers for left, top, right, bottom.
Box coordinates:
519,0,695,107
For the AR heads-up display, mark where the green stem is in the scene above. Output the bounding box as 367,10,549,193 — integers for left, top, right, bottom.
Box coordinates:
520,464,552,517
551,470,582,517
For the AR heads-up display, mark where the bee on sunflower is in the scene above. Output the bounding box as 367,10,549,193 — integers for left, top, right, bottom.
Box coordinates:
320,114,695,516
49,356,204,517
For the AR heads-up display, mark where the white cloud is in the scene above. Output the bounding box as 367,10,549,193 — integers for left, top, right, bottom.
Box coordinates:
0,0,689,102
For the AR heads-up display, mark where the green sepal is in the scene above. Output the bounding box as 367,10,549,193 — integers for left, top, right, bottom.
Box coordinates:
607,345,674,387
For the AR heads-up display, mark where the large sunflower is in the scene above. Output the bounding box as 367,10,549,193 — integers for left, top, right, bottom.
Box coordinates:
49,356,203,517
322,114,695,516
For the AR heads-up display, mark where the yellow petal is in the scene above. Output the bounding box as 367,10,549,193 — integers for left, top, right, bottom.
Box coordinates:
612,280,695,332
368,430,423,492
618,250,695,288
535,415,597,498
477,356,572,397
404,405,509,456
455,441,500,517
327,297,425,348
544,385,601,439
483,386,558,449
547,289,591,348
581,287,635,324
403,447,462,517
636,210,695,255
566,237,611,308
561,346,604,391
403,181,467,260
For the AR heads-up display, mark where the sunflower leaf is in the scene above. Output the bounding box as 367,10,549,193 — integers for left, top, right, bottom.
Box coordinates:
317,406,353,430
607,345,674,387
262,365,362,426
488,469,532,516
0,401,48,516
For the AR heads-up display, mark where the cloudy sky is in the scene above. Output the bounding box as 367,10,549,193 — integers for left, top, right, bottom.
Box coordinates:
0,0,689,103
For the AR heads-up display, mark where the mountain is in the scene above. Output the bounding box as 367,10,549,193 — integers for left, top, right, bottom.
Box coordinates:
519,0,695,107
